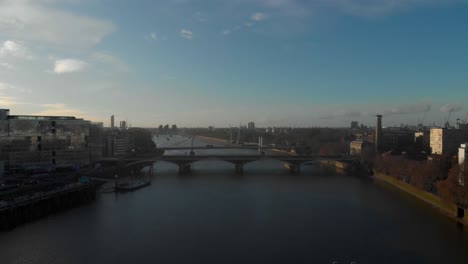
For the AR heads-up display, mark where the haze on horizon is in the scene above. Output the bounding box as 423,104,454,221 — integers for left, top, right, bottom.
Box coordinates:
0,0,467,128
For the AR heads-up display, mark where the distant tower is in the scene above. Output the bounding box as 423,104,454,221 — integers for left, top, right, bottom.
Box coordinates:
375,115,383,153
111,115,115,129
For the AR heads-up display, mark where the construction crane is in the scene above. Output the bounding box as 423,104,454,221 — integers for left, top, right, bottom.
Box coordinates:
445,109,454,128
457,112,468,128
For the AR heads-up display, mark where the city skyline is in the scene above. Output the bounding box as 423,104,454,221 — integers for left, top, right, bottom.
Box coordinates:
1,0,468,127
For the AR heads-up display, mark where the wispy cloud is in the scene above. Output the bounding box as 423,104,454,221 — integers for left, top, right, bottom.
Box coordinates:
319,102,433,120
326,0,453,17
193,12,207,22
53,59,87,74
440,103,463,113
240,0,467,18
0,40,32,59
222,12,269,36
91,51,128,72
0,62,14,70
383,102,432,116
150,32,157,41
319,110,367,120
0,0,115,47
251,12,268,21
0,96,18,107
33,103,101,121
180,29,193,39
0,82,15,91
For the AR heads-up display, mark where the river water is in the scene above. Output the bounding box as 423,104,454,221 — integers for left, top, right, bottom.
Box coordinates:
1,135,468,264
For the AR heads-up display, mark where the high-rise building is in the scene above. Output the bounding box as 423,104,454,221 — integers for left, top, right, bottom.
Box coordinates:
120,121,127,129
248,122,255,130
111,115,115,129
430,128,468,155
375,115,383,153
351,121,359,129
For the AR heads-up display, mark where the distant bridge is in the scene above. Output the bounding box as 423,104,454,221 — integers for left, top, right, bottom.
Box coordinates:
158,145,285,151
120,154,344,175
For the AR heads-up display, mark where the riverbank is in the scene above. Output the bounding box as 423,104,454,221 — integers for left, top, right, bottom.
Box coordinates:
320,160,353,170
373,171,468,226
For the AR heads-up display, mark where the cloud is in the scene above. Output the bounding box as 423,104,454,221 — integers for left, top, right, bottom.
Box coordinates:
53,59,87,74
150,32,157,41
34,103,85,116
193,12,207,22
180,29,193,39
91,51,128,72
33,103,101,121
243,0,308,17
222,10,271,37
0,82,15,90
318,102,432,120
251,12,268,21
319,110,367,119
0,40,32,59
440,103,463,113
326,0,425,17
0,62,14,69
241,0,467,18
0,96,18,106
383,103,432,116
0,0,115,47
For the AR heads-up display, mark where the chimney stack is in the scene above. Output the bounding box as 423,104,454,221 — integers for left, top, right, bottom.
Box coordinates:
375,115,382,153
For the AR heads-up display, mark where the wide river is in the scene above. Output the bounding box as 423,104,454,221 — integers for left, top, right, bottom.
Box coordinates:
1,135,468,264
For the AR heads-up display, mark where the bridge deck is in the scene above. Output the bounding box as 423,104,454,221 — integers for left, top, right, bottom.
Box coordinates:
121,155,343,167
159,146,285,151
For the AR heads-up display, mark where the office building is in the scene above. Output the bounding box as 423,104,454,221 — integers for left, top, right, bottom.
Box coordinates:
0,109,97,175
105,130,134,156
120,121,127,130
111,115,115,129
381,131,414,152
248,122,255,130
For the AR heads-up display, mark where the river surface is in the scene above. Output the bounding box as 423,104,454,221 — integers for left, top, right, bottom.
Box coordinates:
1,135,468,264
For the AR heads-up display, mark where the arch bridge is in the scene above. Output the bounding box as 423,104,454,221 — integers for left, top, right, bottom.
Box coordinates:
122,154,344,175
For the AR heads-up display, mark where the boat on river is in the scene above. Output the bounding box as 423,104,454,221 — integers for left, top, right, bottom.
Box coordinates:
115,180,150,192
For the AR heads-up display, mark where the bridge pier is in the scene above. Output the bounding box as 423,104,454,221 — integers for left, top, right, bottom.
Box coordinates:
177,162,192,175
149,162,154,177
289,163,301,174
234,162,244,175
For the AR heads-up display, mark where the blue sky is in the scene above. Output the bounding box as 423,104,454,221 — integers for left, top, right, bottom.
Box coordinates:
0,0,468,127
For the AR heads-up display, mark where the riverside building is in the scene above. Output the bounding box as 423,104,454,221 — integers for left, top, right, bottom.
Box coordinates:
0,109,100,175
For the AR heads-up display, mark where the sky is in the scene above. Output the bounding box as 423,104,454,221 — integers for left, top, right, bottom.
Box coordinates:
0,0,468,128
